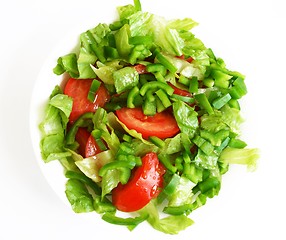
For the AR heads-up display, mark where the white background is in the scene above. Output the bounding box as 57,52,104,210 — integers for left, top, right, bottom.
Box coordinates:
1,0,285,239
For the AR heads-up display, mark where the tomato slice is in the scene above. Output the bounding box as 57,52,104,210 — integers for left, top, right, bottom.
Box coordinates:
75,128,102,158
64,78,110,123
116,107,179,139
168,82,192,97
112,152,166,212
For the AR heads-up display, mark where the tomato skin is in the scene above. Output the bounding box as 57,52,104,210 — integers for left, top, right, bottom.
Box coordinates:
75,128,101,158
64,78,110,123
134,64,148,74
116,107,180,139
168,83,192,97
112,152,166,212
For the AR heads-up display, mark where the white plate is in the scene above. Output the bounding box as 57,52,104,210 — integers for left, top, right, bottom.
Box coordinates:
29,0,286,239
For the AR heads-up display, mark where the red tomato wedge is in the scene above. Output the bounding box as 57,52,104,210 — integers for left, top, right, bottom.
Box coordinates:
75,128,102,158
64,78,110,123
116,107,180,139
112,152,166,212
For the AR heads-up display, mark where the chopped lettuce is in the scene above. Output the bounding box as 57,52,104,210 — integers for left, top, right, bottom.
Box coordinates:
73,150,114,183
139,201,194,235
39,86,72,161
219,147,259,171
173,100,198,138
113,66,139,93
65,179,94,213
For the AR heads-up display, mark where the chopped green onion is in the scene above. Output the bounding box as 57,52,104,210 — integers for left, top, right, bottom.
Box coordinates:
212,70,232,89
194,93,214,115
163,173,180,196
182,151,191,163
91,44,106,63
91,129,102,139
212,93,231,109
95,138,108,151
154,49,177,73
183,163,203,184
127,86,140,108
192,135,214,155
178,75,189,86
102,212,148,227
142,98,156,116
119,167,131,184
88,79,101,102
146,89,156,102
66,112,94,145
155,89,172,108
149,136,165,148
53,53,79,78
155,96,166,113
175,156,184,172
94,196,116,214
140,81,174,96
229,77,247,99
198,177,220,197
171,94,195,104
146,63,167,75
163,204,193,216
228,99,240,110
104,46,119,59
202,77,214,88
99,161,136,177
158,153,177,173
189,77,198,93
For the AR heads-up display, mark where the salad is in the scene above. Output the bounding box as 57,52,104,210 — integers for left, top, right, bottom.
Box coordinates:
39,0,259,234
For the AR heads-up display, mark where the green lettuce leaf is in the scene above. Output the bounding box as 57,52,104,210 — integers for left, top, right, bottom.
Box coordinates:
220,105,244,134
219,147,259,171
128,11,184,56
167,18,198,31
173,100,198,139
101,169,121,198
39,86,73,161
113,66,139,93
168,176,196,206
139,200,194,235
65,179,94,213
72,150,114,183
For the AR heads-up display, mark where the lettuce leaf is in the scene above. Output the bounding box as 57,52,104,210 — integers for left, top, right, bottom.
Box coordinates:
39,86,73,161
219,147,259,171
128,11,184,56
72,150,114,183
139,200,194,235
173,100,198,139
65,179,94,213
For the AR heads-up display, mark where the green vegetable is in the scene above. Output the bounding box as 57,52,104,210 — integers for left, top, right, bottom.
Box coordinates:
87,79,101,102
173,100,198,138
219,147,259,171
39,86,72,161
53,53,79,78
102,212,148,230
138,201,194,235
65,179,94,213
113,66,139,93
